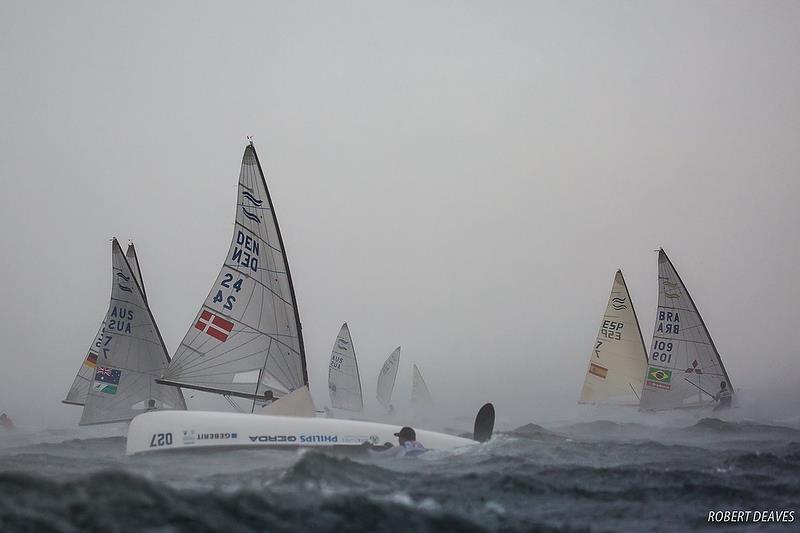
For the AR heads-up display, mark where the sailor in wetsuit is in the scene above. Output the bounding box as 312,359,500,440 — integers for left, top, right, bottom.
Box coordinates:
363,426,426,457
713,381,732,411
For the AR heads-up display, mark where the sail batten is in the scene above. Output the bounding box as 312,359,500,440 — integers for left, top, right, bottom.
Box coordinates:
578,270,648,406
328,323,364,412
639,249,733,411
160,143,307,400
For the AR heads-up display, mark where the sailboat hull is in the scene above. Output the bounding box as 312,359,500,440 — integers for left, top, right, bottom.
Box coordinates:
126,410,476,455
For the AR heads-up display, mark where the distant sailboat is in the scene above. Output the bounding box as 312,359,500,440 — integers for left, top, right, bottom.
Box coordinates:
328,323,363,412
64,243,149,407
579,270,648,406
639,249,734,411
376,347,400,411
157,142,311,413
411,364,434,409
77,240,186,425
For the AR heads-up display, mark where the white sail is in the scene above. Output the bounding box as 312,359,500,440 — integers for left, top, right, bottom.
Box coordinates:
579,270,648,405
376,347,400,409
327,323,363,412
639,249,734,410
126,242,147,304
64,243,146,407
411,364,434,409
63,322,106,406
159,143,308,401
80,239,186,425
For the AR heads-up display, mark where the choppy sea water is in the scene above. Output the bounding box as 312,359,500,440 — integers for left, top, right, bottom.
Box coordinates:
1,418,798,532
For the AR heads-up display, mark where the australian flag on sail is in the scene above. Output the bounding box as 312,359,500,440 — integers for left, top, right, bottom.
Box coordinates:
95,366,122,385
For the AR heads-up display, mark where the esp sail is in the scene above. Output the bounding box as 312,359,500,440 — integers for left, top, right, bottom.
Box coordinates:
158,142,308,401
328,323,363,411
639,249,734,410
80,239,186,425
411,364,434,409
579,270,648,405
376,346,400,410
64,243,147,407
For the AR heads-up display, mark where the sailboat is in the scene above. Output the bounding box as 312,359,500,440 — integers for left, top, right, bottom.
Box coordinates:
328,323,364,413
64,243,149,407
71,239,186,425
639,249,734,411
127,142,490,454
411,364,434,410
376,347,400,411
578,270,648,406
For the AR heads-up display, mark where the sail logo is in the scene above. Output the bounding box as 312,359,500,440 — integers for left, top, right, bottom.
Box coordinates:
663,280,681,299
195,310,235,342
117,272,131,282
241,208,261,224
588,363,608,379
242,190,263,206
231,230,259,273
646,367,672,390
685,360,703,374
108,306,134,334
611,297,627,310
83,352,98,368
94,366,122,395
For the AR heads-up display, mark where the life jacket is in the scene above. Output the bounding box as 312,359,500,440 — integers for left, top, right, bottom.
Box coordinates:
401,440,426,457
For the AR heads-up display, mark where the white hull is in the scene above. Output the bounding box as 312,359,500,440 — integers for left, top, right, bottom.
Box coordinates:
126,410,476,455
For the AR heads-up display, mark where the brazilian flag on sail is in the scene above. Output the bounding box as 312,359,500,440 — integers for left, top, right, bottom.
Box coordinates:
646,366,672,390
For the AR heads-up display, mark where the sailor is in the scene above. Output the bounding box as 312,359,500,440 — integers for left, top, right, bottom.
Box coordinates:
361,426,426,457
394,426,426,456
0,413,14,430
713,381,732,411
146,399,157,411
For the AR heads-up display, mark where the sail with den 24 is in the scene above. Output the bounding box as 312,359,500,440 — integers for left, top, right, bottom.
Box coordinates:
157,142,309,408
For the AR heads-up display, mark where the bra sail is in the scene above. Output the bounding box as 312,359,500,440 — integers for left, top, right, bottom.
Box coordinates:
639,249,733,410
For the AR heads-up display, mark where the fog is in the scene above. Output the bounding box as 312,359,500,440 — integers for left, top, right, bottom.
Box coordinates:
1,1,798,430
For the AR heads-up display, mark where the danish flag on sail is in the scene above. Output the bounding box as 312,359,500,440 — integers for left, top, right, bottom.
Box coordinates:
195,310,234,342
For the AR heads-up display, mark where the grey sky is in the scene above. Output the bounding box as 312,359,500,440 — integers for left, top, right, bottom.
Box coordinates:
1,1,798,427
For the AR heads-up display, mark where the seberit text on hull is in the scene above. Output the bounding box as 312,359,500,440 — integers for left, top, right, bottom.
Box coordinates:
126,410,479,455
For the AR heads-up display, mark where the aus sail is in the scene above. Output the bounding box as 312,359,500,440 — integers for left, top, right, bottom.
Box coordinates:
80,240,186,425
639,249,734,411
579,270,648,406
328,323,363,412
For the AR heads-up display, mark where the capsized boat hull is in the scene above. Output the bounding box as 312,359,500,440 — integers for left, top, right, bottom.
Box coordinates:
126,410,476,455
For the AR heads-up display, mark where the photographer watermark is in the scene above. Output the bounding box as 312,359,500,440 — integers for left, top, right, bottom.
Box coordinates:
708,510,795,524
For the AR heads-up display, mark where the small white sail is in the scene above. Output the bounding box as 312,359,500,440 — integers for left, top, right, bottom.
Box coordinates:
159,143,308,403
579,270,648,405
411,364,434,409
327,323,363,412
639,249,734,410
80,239,186,425
376,347,400,410
63,322,106,406
64,243,146,407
